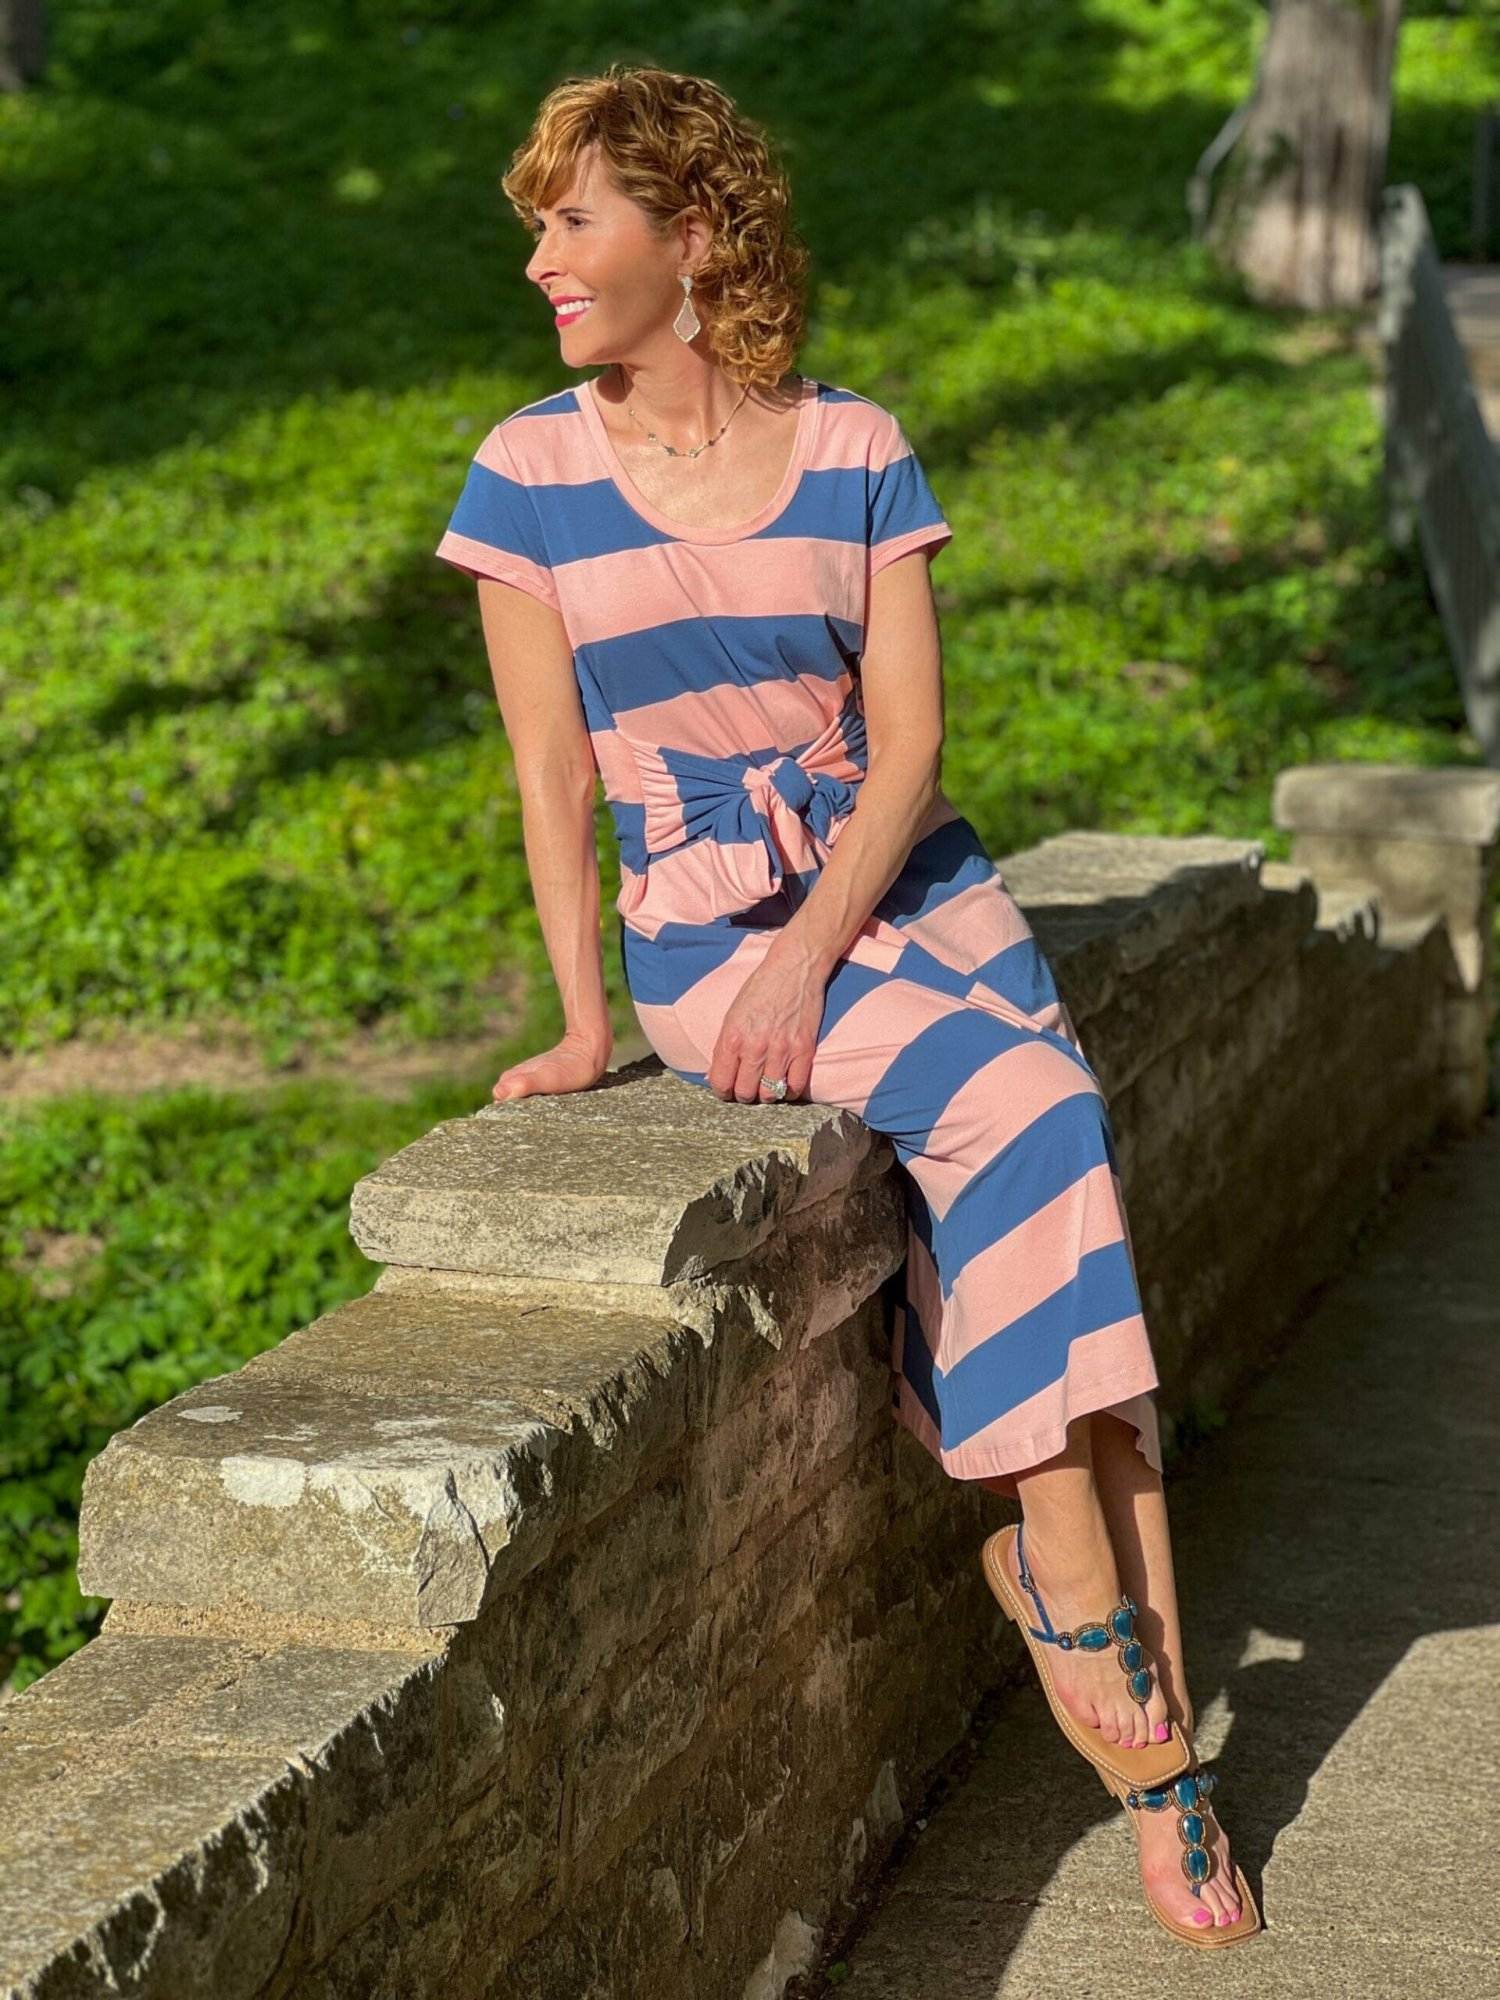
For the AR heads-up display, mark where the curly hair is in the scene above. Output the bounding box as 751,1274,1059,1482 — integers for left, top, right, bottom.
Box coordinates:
499,62,811,393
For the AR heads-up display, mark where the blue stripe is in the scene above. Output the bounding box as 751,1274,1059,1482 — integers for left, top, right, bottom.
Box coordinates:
577,611,863,716
862,1005,1058,1153
935,1238,1144,1447
932,1090,1117,1299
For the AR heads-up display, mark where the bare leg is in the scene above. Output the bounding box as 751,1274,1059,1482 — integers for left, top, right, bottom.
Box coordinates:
1088,1410,1193,1738
990,1412,1243,1929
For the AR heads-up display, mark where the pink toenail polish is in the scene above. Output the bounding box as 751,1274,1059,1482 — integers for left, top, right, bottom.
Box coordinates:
1193,1910,1211,1925
1154,1722,1170,1741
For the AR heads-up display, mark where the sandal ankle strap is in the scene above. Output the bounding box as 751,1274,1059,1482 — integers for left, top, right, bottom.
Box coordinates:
1015,1519,1158,1708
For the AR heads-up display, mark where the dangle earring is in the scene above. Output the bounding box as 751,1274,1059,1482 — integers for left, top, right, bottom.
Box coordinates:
673,272,701,343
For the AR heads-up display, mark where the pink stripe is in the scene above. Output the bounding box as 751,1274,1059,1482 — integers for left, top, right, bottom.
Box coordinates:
617,673,863,764
630,997,710,1074
620,833,788,930
500,383,897,488
591,725,641,805
940,1160,1133,1369
900,873,1032,980
870,521,953,574
893,1375,1162,1487
806,976,960,1121
906,1035,1102,1221
656,929,777,1064
939,1324,1160,1477
559,536,867,651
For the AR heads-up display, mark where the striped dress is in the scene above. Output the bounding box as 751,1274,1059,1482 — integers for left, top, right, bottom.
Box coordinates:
436,374,1163,1497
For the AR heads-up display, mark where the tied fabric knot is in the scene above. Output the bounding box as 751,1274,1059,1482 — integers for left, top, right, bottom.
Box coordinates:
639,737,862,916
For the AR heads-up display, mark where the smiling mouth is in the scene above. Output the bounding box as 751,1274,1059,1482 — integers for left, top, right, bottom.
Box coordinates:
554,300,594,323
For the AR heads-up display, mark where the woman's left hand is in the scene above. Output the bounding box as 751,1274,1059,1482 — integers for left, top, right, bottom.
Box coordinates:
706,939,831,1103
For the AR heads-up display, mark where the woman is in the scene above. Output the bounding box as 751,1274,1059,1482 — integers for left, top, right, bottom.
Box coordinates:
435,62,1259,1949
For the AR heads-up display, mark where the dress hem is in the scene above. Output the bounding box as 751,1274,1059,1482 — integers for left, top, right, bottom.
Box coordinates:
893,1365,1163,1488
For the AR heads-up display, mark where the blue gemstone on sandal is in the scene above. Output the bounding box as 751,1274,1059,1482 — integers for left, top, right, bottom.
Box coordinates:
1180,1812,1205,1846
1184,1845,1210,1883
1173,1775,1200,1808
1122,1640,1143,1671
1141,1787,1170,1809
1078,1626,1111,1651
1110,1606,1135,1641
1129,1668,1152,1699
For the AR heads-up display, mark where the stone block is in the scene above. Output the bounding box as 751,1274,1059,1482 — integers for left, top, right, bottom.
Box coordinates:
77,1371,561,1627
351,1081,887,1283
1272,760,1500,846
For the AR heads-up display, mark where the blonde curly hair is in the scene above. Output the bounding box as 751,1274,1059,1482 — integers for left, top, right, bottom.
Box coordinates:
500,62,811,394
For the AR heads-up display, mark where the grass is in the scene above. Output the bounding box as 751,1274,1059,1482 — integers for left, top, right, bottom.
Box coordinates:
2,0,1497,1686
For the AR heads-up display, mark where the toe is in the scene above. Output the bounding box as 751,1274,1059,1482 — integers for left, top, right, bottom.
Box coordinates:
1140,1671,1171,1745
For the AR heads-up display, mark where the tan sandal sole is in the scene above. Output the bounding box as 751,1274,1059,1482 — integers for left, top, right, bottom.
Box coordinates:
980,1524,1193,1789
1093,1763,1263,1948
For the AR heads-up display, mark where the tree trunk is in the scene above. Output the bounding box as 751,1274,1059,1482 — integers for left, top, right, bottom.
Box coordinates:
1205,0,1404,310
0,0,47,91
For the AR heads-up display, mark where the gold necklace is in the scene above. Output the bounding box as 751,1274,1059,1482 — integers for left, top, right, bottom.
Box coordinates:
621,367,752,459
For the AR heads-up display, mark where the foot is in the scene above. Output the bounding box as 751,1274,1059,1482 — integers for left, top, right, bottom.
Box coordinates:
1002,1529,1243,1930
1002,1523,1171,1752
1131,1773,1245,1932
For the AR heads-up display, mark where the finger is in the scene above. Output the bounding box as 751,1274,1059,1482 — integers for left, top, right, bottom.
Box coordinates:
757,1045,793,1102
734,1045,767,1104
706,1038,739,1101
785,1043,815,1101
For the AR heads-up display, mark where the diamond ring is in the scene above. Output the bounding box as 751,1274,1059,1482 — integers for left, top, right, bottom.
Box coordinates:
759,1075,789,1101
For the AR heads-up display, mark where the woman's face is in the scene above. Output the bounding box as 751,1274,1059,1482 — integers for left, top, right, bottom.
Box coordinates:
524,145,705,364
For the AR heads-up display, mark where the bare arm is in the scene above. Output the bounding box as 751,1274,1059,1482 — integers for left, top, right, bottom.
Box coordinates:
476,576,613,1098
772,549,945,976
705,549,945,1101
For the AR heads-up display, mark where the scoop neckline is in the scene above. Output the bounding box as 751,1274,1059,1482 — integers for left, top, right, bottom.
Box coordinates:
577,372,819,544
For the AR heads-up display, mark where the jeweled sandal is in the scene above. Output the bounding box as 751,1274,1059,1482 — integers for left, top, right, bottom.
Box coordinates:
979,1519,1193,1787
1096,1759,1262,1947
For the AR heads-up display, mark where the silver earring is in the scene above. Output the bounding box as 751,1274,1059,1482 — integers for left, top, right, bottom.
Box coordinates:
673,272,701,343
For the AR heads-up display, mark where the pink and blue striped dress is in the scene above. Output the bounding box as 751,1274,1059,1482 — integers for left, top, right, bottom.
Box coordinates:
436,374,1163,1496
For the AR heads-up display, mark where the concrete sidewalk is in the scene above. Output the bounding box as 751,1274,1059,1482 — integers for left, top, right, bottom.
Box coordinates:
827,1111,1500,1996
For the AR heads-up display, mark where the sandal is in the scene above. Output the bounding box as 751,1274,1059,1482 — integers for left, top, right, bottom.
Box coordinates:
1094,1757,1263,1948
979,1520,1193,1787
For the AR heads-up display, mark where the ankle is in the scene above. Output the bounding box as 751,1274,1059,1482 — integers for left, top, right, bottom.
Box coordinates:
1019,1515,1119,1604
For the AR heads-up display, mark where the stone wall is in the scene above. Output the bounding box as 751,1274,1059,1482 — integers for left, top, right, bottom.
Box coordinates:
2,763,1495,2000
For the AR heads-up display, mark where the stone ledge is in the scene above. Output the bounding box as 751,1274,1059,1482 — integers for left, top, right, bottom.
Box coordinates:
995,831,1266,1023
1272,760,1500,846
76,1170,907,1630
0,1630,452,1995
12,793,1488,2000
350,1067,890,1282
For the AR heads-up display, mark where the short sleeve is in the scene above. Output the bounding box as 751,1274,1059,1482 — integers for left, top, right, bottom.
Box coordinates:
434,426,561,611
867,410,954,576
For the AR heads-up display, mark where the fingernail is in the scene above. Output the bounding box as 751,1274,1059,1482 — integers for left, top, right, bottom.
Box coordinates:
1192,1909,1212,1926
1154,1722,1170,1741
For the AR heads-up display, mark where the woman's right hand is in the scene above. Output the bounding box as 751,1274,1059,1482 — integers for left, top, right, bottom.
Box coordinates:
492,1029,611,1102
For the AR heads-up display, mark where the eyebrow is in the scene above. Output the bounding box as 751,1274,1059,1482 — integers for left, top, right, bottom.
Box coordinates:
531,204,592,218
